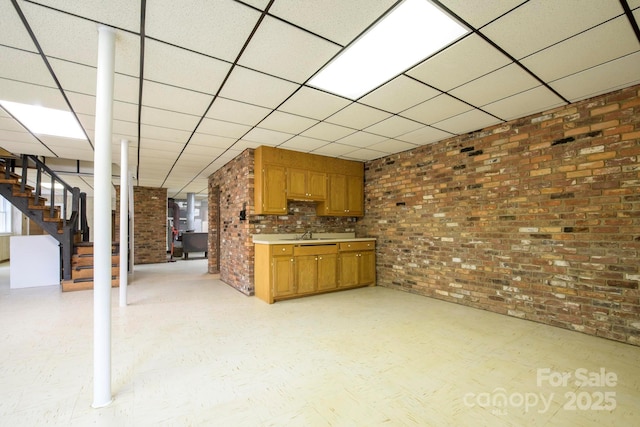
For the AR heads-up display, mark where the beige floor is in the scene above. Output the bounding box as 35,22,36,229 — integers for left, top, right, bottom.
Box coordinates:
0,259,638,427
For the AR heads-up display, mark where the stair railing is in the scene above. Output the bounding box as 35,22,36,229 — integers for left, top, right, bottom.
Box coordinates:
19,154,89,241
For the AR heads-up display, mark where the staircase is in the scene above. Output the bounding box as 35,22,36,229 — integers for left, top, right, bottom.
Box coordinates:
62,242,120,291
0,154,112,290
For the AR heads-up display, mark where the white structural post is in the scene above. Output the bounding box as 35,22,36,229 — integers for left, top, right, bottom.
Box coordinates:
92,24,116,409
119,139,129,307
186,192,195,231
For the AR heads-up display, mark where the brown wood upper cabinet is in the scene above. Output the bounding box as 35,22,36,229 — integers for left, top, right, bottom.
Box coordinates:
324,174,363,216
287,168,326,201
254,146,364,216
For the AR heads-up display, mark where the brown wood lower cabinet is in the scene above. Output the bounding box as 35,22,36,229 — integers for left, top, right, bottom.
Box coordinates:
338,241,376,288
254,240,375,304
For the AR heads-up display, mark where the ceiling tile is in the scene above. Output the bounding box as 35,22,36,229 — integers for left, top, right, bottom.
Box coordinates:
144,39,231,95
337,131,387,148
279,87,351,120
550,52,640,102
113,101,138,123
140,124,191,143
440,0,525,29
232,139,264,151
364,115,424,138
0,1,38,51
311,142,360,157
219,66,299,109
341,148,386,161
300,122,355,142
400,94,472,125
139,139,183,154
481,0,624,59
112,121,138,138
243,127,294,145
141,106,200,131
238,16,341,84
48,60,140,105
190,133,237,150
27,0,141,32
21,2,140,75
407,35,511,92
367,139,419,154
241,0,272,11
0,46,54,87
0,79,68,110
325,103,391,130
257,111,318,134
196,118,251,139
0,114,29,132
269,0,397,46
66,93,97,116
142,81,213,116
520,17,639,82
450,63,539,107
145,0,260,62
0,131,50,156
482,86,565,121
181,144,225,158
205,98,271,127
279,136,328,152
433,109,502,135
395,125,454,146
360,75,441,113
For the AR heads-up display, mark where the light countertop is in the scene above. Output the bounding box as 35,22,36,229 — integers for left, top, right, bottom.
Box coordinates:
252,233,375,245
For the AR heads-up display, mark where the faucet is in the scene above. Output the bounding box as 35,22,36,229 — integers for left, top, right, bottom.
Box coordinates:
299,230,312,240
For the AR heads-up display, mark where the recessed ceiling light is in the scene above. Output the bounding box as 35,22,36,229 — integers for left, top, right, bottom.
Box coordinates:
0,100,85,140
308,0,469,100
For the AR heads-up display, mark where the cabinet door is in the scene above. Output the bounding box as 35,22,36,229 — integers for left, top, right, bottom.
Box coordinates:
317,253,337,291
346,175,363,216
263,165,287,214
339,251,359,288
287,167,308,199
326,174,347,215
308,171,327,200
359,251,376,285
273,256,295,297
295,255,317,294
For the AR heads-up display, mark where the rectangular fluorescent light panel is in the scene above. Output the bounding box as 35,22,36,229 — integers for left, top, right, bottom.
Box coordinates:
0,100,85,139
308,0,469,100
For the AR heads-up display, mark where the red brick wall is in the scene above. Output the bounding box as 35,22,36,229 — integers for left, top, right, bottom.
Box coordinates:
208,149,359,295
125,186,167,264
357,84,640,346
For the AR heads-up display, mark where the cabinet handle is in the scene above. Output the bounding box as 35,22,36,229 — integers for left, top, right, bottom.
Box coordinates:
282,248,286,251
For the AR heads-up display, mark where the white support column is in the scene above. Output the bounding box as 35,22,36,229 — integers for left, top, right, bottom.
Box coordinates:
186,192,195,231
119,139,129,307
92,24,116,409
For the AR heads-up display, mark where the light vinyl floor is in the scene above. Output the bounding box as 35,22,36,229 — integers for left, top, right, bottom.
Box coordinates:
1,259,639,426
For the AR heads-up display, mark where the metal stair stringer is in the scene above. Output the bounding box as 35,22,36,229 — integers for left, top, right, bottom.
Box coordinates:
0,155,90,281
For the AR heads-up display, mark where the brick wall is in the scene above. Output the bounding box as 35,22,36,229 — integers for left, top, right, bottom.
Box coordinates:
357,84,640,346
116,186,167,265
208,149,359,295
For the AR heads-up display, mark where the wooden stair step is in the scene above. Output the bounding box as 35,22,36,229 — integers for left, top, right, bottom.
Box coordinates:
28,197,49,208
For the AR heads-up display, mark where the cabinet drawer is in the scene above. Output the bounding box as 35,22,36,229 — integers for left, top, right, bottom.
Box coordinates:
294,244,338,256
272,244,294,255
339,241,375,252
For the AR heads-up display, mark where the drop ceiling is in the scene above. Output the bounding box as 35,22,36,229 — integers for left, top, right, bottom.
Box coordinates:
1,0,639,199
